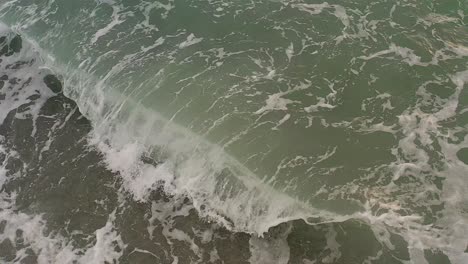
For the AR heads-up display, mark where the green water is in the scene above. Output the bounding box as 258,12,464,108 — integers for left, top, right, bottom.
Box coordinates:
0,0,467,263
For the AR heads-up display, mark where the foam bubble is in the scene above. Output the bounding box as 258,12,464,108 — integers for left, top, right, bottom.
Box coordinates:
178,33,203,49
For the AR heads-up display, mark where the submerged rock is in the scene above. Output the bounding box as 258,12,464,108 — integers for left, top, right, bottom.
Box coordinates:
0,35,22,57
43,74,62,93
457,148,468,165
9,35,22,53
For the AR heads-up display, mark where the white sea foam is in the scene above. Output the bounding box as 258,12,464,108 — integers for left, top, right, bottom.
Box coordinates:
255,93,297,114
0,34,54,126
58,58,468,262
353,69,468,263
0,25,127,264
291,3,330,15
360,44,429,66
91,3,124,45
85,100,337,234
249,224,291,264
2,1,468,259
178,33,203,49
0,190,125,264
285,42,294,62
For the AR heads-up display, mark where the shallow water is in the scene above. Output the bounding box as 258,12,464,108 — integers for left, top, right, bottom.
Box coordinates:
0,0,467,263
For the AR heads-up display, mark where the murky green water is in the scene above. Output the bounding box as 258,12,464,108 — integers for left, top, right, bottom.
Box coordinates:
0,0,467,263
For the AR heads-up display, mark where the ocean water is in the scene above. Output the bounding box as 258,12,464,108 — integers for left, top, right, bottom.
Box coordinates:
0,0,467,263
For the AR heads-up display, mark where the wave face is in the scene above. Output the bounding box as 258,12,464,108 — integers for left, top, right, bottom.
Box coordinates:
0,0,468,263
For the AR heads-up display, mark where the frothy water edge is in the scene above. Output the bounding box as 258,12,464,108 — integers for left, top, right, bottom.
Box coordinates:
0,4,468,262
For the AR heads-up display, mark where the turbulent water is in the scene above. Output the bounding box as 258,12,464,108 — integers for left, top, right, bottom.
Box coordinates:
0,0,467,263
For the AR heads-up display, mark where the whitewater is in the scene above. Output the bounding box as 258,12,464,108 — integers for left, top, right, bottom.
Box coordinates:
0,0,467,263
